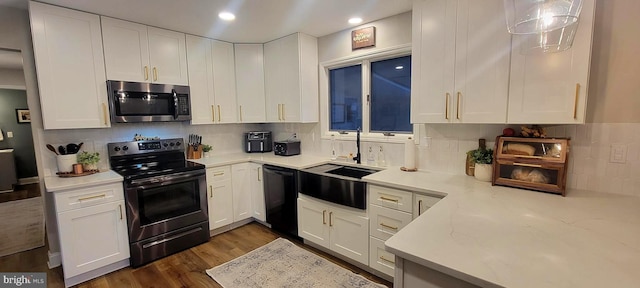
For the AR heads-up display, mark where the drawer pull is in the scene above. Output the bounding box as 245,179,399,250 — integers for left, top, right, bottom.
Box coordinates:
380,222,398,230
78,194,106,202
102,103,108,126
514,155,543,159
257,167,262,181
418,199,423,216
380,256,395,264
217,105,221,122
379,196,399,203
144,66,149,80
211,105,215,122
322,210,327,224
153,67,158,81
118,204,123,220
329,212,333,227
209,185,213,198
573,83,580,119
513,162,543,168
445,93,450,120
456,92,461,120
214,172,225,176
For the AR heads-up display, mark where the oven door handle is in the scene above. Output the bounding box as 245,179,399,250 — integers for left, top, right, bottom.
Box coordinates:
172,89,179,120
129,170,205,188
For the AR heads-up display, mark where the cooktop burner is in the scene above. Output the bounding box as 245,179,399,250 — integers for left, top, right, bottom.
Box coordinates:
108,138,204,180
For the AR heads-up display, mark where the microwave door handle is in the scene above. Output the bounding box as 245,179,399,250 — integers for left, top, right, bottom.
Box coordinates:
172,89,179,120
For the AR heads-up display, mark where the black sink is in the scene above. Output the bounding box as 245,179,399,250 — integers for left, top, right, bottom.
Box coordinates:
325,166,377,179
298,164,380,210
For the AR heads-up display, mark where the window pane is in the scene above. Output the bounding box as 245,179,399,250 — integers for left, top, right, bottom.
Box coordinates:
370,56,412,133
329,65,362,131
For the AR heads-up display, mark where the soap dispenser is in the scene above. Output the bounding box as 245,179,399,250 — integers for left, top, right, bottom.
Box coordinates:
377,146,387,167
367,146,376,166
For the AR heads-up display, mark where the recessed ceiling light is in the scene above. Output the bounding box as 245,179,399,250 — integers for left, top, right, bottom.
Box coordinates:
219,12,236,21
395,66,404,70
348,17,362,24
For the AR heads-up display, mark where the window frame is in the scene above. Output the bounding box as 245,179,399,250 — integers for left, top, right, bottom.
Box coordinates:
319,44,417,143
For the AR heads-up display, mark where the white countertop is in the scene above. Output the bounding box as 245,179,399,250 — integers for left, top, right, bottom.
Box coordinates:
190,153,331,170
45,170,123,192
364,168,640,288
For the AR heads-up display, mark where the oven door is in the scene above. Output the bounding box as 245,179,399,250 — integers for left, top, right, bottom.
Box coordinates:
125,170,207,242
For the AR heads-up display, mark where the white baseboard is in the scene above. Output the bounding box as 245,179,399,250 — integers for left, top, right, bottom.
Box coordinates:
48,250,61,268
18,177,39,185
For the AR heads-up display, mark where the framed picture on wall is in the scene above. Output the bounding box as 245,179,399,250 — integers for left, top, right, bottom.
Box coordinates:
16,109,30,123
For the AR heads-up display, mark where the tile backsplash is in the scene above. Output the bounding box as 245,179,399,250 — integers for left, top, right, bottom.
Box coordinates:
269,123,640,197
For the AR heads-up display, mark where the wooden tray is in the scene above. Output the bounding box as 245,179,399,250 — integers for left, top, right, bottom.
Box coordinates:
56,169,99,177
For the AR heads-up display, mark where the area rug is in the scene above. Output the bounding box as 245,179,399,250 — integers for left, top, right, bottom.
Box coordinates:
206,238,386,288
0,196,44,257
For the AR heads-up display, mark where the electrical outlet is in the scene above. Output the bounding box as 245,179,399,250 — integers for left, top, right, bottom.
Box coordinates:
609,144,627,164
7,131,13,138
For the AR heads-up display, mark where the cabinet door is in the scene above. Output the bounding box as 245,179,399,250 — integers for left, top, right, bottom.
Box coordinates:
186,35,215,124
147,27,188,85
297,197,330,248
232,163,252,222
101,17,149,83
454,0,510,123
410,0,457,123
211,40,238,123
263,39,284,122
207,168,233,229
265,34,301,122
329,207,369,265
413,194,442,219
57,200,129,278
250,163,266,222
508,0,595,124
234,44,266,123
30,2,110,129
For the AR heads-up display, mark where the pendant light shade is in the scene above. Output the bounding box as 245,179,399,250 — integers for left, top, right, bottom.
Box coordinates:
514,21,578,54
504,0,584,34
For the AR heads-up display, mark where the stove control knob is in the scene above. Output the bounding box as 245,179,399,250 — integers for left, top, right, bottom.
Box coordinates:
176,141,181,146
163,142,169,147
122,146,129,151
114,146,120,152
169,142,175,147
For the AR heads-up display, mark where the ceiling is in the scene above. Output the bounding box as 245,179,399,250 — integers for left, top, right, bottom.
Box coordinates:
0,49,23,70
0,0,412,43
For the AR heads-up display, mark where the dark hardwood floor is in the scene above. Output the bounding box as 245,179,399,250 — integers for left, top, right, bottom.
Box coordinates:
0,183,41,203
0,223,392,287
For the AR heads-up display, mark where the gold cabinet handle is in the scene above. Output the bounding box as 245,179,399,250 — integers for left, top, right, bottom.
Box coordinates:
329,211,333,227
214,172,224,176
78,194,106,202
102,103,108,126
322,210,327,224
211,105,215,122
514,155,543,159
573,83,580,119
379,196,399,203
514,162,542,168
418,199,423,216
144,66,149,80
239,105,243,122
282,104,285,121
118,204,123,220
456,92,461,120
380,256,395,264
209,185,213,198
217,105,221,122
257,167,261,181
278,104,282,120
380,222,398,230
153,67,158,81
445,93,450,120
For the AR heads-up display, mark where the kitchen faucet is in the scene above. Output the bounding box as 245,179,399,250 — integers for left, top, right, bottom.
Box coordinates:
353,128,361,164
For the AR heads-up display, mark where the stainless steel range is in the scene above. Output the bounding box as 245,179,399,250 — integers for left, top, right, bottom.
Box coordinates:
108,138,209,267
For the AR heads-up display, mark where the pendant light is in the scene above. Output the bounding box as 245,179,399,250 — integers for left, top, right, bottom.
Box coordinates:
515,21,579,54
503,0,584,34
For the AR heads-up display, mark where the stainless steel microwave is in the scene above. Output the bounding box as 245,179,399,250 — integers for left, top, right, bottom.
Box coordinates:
107,80,191,123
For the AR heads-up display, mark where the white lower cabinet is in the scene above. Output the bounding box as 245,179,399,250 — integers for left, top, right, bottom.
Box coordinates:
249,163,266,222
206,166,233,229
297,196,369,265
53,182,129,286
232,163,252,222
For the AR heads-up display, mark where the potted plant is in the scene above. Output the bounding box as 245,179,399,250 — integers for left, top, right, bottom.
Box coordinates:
467,148,494,182
77,151,100,171
202,144,212,158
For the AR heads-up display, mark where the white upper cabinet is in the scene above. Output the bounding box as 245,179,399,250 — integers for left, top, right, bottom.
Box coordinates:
411,0,511,124
187,35,237,124
29,1,110,129
234,44,266,123
264,33,319,123
507,0,595,124
101,17,188,85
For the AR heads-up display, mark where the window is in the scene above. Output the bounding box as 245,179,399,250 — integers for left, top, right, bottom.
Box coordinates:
327,54,412,136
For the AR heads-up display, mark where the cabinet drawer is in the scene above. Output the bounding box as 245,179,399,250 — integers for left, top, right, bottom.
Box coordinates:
370,204,412,241
208,166,231,181
369,185,412,213
54,182,124,212
369,236,395,277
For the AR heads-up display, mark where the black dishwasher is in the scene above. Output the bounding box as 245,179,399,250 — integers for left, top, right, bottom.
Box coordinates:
262,165,298,237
